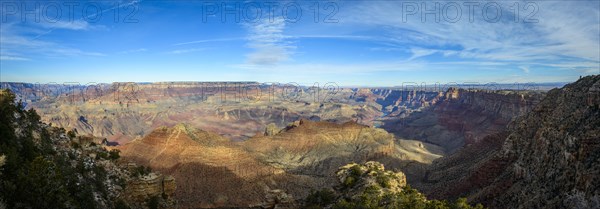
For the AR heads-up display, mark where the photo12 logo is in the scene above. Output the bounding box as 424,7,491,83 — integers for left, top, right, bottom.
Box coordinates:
201,1,339,23
400,1,539,23
1,1,139,23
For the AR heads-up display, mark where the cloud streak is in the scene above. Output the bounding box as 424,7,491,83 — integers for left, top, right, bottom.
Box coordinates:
166,48,208,54
245,17,295,65
0,23,105,60
118,48,148,54
338,0,599,73
173,38,242,46
37,20,92,31
0,56,30,61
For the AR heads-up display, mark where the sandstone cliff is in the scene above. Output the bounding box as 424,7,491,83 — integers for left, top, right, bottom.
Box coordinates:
123,169,176,208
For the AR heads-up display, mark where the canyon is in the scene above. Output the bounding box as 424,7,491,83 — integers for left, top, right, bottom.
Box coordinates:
2,82,542,150
2,78,596,209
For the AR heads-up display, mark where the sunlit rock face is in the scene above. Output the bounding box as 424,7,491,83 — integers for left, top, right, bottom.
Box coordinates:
6,82,389,144
123,171,176,207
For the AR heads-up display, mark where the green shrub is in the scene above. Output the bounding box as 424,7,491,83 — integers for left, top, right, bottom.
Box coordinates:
67,130,76,139
133,165,152,177
376,174,391,188
305,189,336,208
332,199,355,209
114,199,131,209
349,165,362,177
96,151,108,160
343,176,356,188
147,195,160,209
109,150,121,160
71,141,80,149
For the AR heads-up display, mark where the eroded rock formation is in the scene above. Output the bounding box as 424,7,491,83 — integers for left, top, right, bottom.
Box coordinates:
418,75,600,209
117,119,444,208
123,168,176,207
381,88,542,153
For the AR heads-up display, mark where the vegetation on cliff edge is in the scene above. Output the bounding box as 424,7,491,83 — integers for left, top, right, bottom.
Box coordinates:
0,90,123,209
305,161,485,209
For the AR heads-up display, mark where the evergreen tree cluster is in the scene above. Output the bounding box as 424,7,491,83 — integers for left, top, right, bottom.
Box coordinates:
0,90,122,209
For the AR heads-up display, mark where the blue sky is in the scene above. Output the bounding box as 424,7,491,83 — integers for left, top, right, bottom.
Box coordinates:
0,0,599,86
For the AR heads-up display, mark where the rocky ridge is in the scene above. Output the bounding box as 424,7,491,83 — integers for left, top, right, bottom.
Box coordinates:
418,75,600,208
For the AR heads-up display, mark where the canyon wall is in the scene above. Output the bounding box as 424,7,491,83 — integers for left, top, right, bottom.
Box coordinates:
381,88,542,153
417,75,600,208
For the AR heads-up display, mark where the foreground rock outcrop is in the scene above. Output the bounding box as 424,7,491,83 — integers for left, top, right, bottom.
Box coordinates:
123,166,176,208
335,161,408,199
303,161,483,208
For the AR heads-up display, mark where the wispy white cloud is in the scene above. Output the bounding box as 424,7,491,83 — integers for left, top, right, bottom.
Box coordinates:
337,0,599,74
245,17,295,65
0,23,105,60
166,48,208,54
290,35,374,41
30,0,141,40
233,60,427,75
50,49,105,57
173,38,242,46
408,48,437,60
37,20,92,31
0,56,30,61
118,48,148,54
